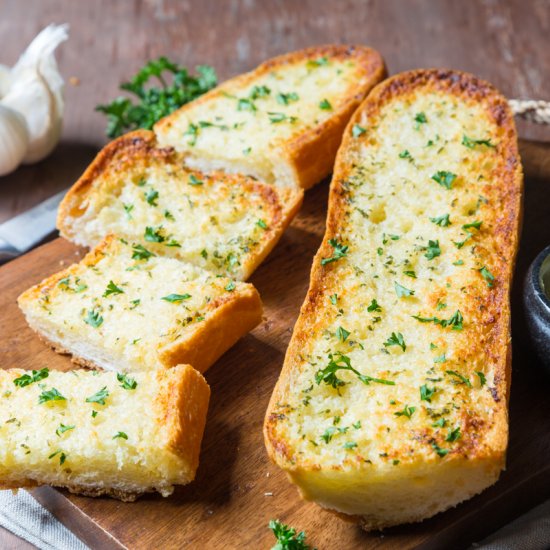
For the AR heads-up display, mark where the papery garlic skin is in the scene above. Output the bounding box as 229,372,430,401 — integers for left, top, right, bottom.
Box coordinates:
0,104,29,177
0,24,68,169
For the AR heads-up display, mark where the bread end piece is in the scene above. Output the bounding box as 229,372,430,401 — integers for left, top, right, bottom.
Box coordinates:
0,365,210,501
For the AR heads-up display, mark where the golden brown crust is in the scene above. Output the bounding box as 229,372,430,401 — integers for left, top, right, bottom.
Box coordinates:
158,285,263,373
264,69,522,526
162,365,210,475
56,131,303,280
155,45,387,190
18,235,263,373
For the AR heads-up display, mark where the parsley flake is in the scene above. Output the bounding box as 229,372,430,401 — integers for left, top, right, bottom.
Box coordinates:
13,368,49,388
352,124,366,137
431,171,457,190
384,332,406,352
162,293,191,303
85,387,109,406
117,373,137,390
103,280,124,297
84,309,103,328
39,388,66,404
321,239,348,265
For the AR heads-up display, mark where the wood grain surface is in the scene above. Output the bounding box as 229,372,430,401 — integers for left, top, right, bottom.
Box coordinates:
1,1,550,548
0,141,550,549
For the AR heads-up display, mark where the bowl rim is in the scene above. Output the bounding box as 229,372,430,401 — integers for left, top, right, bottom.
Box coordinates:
530,244,550,313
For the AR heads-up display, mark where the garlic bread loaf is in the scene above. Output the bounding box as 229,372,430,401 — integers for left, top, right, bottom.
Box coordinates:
57,130,302,280
0,364,209,501
18,236,262,374
155,45,386,189
264,69,522,529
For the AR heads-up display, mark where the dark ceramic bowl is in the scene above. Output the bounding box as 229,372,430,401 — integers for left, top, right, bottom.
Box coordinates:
524,244,550,375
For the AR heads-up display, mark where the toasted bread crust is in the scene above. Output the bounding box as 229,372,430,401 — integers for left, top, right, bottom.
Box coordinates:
0,365,210,501
155,45,386,189
57,130,303,280
18,235,263,373
159,284,263,373
264,69,522,528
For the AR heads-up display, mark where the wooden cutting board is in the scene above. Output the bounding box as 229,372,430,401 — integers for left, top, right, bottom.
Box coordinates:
1,140,550,550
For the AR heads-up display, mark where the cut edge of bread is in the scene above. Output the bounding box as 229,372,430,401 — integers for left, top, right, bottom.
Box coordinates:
264,68,522,529
0,364,210,501
154,44,387,190
17,235,264,374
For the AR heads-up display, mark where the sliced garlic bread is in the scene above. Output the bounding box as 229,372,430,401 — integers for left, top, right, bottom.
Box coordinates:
155,45,386,189
18,236,262,374
0,364,209,501
57,131,302,280
264,69,522,529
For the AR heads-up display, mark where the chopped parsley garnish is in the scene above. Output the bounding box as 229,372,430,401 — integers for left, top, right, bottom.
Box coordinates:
420,384,436,402
343,441,358,449
256,219,268,230
145,188,159,206
144,226,165,243
84,309,104,328
329,294,338,305
103,280,124,297
446,427,461,442
189,174,204,186
335,326,350,342
48,449,67,465
352,420,362,429
237,97,256,112
446,370,472,388
430,214,450,227
399,150,414,162
319,98,332,110
268,519,312,550
321,239,348,265
431,171,457,190
276,91,299,105
56,424,75,437
352,124,366,137
434,354,446,363
414,112,427,128
423,240,441,260
117,373,137,390
249,85,271,99
268,112,297,124
132,244,155,260
315,352,395,389
384,332,406,352
162,293,192,303
113,431,128,440
123,204,134,218
96,58,216,138
320,426,348,443
39,388,66,404
432,418,447,428
413,310,463,330
476,371,487,387
85,387,109,406
462,220,482,231
394,281,414,298
394,404,416,418
479,266,495,287
91,410,98,418
403,270,417,278
307,56,329,67
367,299,382,312
13,368,49,388
225,281,236,292
164,209,175,221
462,135,495,149
432,443,449,457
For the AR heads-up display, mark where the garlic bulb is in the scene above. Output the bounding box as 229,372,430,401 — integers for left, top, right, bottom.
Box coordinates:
0,24,68,174
0,104,29,176
2,68,58,163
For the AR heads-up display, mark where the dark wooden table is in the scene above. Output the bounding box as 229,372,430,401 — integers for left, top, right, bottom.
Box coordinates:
1,1,549,548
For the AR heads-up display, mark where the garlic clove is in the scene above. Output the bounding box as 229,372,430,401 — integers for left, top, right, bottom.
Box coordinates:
0,64,11,98
2,67,59,164
10,24,68,123
0,104,29,177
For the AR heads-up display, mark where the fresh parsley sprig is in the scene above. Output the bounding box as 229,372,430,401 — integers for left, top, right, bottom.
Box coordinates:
315,352,394,389
96,57,217,138
269,519,314,550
